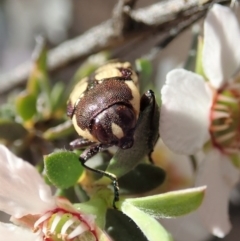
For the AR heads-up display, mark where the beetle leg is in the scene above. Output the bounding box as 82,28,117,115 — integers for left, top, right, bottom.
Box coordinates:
70,137,95,150
140,90,160,164
140,90,155,116
79,143,120,209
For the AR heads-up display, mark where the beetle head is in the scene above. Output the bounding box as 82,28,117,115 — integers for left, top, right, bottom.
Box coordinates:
90,104,136,149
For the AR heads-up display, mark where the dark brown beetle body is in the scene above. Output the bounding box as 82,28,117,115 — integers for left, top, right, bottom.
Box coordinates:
67,62,146,208
67,62,140,149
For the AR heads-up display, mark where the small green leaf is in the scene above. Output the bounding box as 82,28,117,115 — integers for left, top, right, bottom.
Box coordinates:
43,120,74,140
106,209,149,241
15,92,37,121
74,196,108,229
0,103,15,120
44,150,84,189
135,59,152,80
121,202,173,241
118,163,166,194
135,58,153,94
73,52,110,83
68,51,110,96
0,119,28,141
195,36,207,79
55,186,81,203
123,186,206,218
50,82,66,112
27,37,49,95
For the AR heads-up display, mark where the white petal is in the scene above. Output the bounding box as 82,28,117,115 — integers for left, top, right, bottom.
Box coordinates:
203,4,240,88
160,212,211,241
160,69,211,154
0,145,56,218
153,140,195,190
196,149,239,237
0,222,42,241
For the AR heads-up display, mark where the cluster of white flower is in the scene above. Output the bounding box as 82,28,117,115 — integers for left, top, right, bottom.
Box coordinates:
160,3,240,239
0,145,110,241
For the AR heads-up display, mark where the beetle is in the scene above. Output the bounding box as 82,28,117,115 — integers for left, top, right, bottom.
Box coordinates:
67,62,158,208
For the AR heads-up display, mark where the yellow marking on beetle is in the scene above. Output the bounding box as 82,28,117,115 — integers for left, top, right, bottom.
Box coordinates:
111,123,124,139
69,78,88,104
95,62,139,86
125,80,140,117
130,70,139,86
95,68,122,81
96,62,131,73
72,114,98,142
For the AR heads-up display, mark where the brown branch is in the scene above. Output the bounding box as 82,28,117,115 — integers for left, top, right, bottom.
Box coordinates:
112,0,138,35
0,0,231,94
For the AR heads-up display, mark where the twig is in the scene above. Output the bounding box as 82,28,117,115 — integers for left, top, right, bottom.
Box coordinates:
112,0,138,35
0,0,231,94
143,11,206,60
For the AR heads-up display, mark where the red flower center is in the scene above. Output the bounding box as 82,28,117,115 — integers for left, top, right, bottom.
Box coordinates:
209,83,240,157
34,208,97,241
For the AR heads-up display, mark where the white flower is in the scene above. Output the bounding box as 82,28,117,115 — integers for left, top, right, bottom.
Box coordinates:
160,4,240,238
0,144,110,241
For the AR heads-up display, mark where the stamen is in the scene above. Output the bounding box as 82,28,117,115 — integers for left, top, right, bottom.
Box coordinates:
34,212,53,230
217,94,238,103
214,104,229,111
224,147,239,154
212,111,230,119
216,131,235,143
61,219,75,235
228,83,240,90
50,212,63,233
210,124,230,131
68,223,88,239
42,220,48,235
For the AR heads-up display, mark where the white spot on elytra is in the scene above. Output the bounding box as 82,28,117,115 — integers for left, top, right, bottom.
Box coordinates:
111,123,124,139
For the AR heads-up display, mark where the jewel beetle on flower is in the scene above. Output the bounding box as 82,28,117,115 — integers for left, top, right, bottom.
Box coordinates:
67,62,159,208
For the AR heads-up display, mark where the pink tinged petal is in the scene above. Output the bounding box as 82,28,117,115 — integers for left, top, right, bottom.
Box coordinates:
160,69,211,155
0,222,42,241
203,4,240,89
196,149,239,237
0,145,56,218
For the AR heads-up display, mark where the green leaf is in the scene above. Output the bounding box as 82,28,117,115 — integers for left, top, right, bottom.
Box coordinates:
68,52,110,96
135,59,153,94
73,52,110,83
44,150,84,189
0,119,28,141
102,91,160,180
121,202,173,241
123,186,206,218
118,163,166,194
50,82,66,112
15,92,37,121
55,186,81,203
195,36,207,79
0,103,15,120
43,120,74,140
106,209,149,241
74,196,108,229
27,38,49,95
